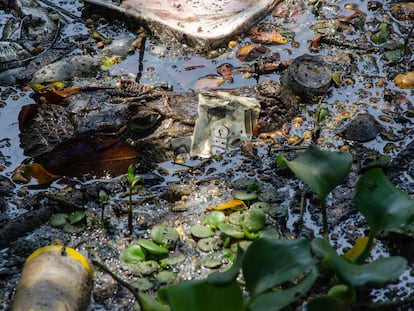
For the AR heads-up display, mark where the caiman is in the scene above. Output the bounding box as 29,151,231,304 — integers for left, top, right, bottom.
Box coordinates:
19,79,299,166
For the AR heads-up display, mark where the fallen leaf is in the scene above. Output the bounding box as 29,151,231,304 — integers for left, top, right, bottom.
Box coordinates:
249,24,290,45
212,199,246,211
38,87,80,104
394,72,414,89
236,44,270,62
216,63,234,82
343,237,373,262
13,163,60,184
391,2,414,22
194,74,224,89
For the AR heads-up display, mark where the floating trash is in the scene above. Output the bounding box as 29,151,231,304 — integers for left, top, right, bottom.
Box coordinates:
11,245,93,311
190,91,261,158
85,0,278,50
281,54,332,102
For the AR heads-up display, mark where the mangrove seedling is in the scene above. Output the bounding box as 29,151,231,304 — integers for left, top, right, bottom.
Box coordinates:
123,164,143,234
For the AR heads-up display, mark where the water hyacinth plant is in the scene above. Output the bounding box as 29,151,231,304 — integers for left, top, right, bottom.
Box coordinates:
276,144,353,238
109,145,414,310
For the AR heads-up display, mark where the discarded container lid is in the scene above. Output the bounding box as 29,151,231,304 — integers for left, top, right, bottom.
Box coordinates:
281,54,332,102
190,91,261,158
11,245,93,311
84,0,278,50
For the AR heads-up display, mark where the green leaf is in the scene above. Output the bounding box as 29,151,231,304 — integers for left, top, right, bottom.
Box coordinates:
233,190,258,201
202,211,226,229
69,211,86,225
122,244,146,264
127,164,143,189
311,238,407,287
164,279,244,311
137,292,169,311
136,260,159,275
197,237,221,252
371,23,390,44
277,145,352,201
202,251,225,269
247,268,319,311
243,238,316,296
50,213,69,228
151,225,179,246
354,168,414,234
240,208,266,233
155,270,176,284
159,252,186,268
138,240,169,255
190,224,215,239
218,223,245,239
208,245,245,286
327,284,356,305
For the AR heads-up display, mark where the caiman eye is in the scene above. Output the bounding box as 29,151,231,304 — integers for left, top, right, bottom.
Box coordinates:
129,110,162,132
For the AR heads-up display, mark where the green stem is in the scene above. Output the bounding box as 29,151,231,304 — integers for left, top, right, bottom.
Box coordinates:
321,198,328,240
92,259,142,309
128,189,133,235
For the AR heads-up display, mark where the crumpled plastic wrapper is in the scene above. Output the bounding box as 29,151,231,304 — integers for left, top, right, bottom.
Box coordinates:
190,91,261,158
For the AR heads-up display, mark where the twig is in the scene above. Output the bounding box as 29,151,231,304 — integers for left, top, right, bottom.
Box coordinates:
91,258,142,308
43,193,84,211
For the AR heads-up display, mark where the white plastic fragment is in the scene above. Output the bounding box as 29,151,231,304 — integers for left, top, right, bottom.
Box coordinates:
30,55,101,84
190,91,261,158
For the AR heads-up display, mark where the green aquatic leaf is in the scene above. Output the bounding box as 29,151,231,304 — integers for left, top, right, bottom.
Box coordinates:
354,168,414,234
202,211,226,229
327,284,356,305
202,251,225,269
151,225,179,247
197,237,221,252
228,211,242,225
69,211,86,225
159,252,186,268
136,260,159,275
218,223,245,239
311,238,407,287
137,292,169,311
163,279,244,311
240,208,266,233
138,240,169,255
190,224,215,239
371,23,390,44
233,190,258,201
247,268,319,311
208,245,245,286
243,238,316,296
50,213,69,228
276,145,352,202
122,244,146,264
131,278,154,291
155,270,176,284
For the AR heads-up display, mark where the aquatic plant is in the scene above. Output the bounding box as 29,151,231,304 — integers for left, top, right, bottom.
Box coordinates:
276,144,353,238
106,146,414,310
123,164,143,234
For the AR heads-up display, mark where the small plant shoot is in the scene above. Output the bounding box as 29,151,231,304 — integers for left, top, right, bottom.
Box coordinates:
123,164,143,234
